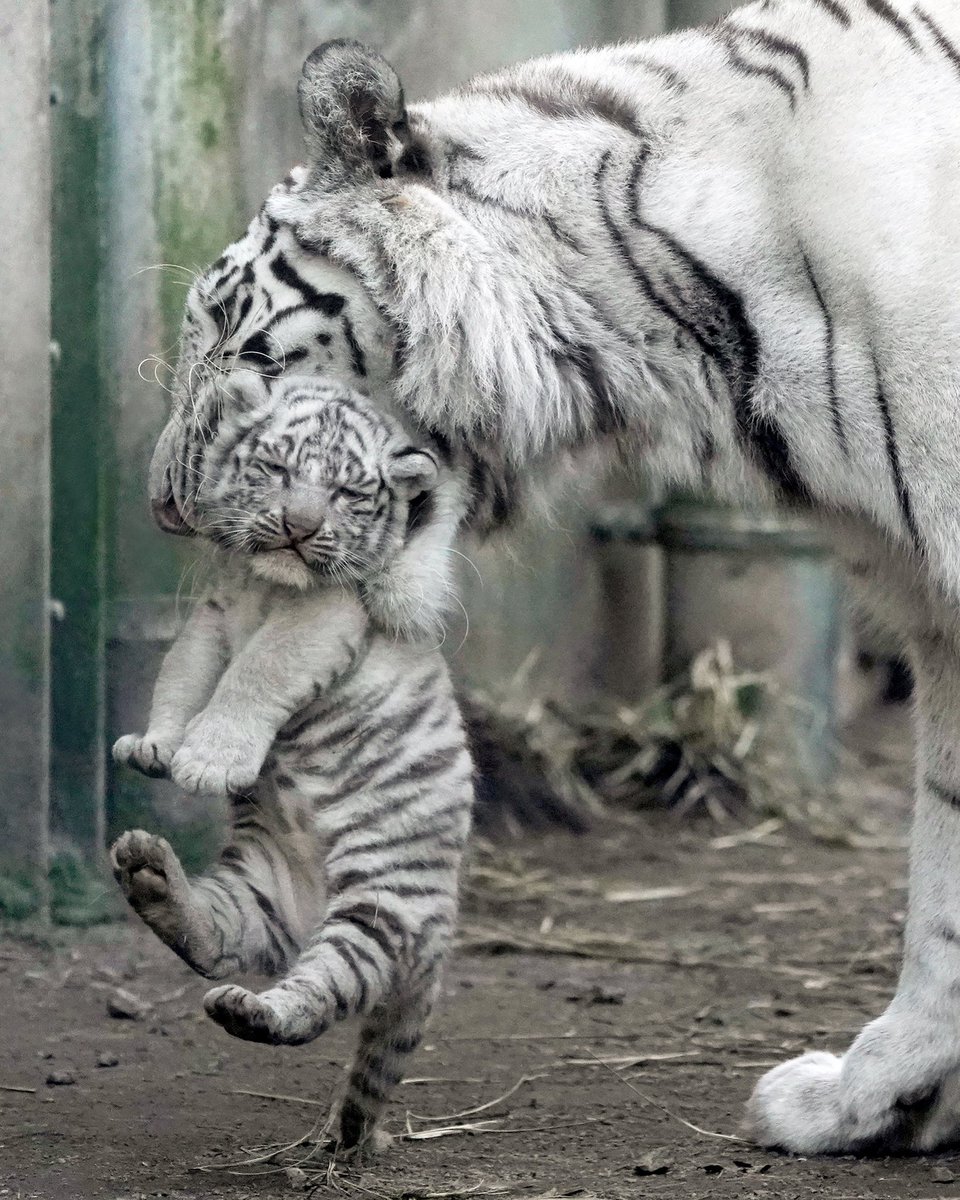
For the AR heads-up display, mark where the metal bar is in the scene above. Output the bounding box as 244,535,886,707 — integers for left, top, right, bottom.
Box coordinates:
0,0,53,914
50,0,108,863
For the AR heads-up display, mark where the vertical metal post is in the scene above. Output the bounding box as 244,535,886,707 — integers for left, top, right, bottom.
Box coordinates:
0,0,53,914
49,0,108,866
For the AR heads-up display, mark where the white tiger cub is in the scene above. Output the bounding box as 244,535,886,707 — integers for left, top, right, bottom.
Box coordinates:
112,375,473,1152
146,0,960,1159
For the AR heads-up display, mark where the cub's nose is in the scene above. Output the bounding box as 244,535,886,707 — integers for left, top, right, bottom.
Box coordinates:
282,512,319,543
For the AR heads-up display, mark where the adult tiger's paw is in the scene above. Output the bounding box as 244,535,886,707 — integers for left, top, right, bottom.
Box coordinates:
171,714,267,795
112,732,178,779
747,1052,847,1153
746,1018,960,1154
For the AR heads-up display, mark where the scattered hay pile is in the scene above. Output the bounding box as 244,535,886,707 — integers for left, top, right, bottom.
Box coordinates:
468,642,859,839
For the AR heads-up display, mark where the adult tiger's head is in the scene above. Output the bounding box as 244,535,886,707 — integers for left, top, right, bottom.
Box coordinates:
192,374,441,595
150,36,692,631
149,49,532,560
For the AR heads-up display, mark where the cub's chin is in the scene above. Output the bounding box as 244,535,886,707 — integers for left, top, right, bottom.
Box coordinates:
248,548,317,590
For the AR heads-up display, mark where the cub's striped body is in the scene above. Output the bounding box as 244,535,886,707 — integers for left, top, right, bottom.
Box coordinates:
145,0,960,1159
114,381,473,1151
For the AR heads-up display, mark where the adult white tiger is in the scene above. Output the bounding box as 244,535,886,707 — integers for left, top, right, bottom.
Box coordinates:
149,0,960,1156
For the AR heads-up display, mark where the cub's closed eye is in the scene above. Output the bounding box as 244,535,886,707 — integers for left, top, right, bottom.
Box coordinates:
331,486,366,502
256,460,290,481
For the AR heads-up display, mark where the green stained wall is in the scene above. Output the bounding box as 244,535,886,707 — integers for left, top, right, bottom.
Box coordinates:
50,0,108,865
0,0,53,906
147,0,245,350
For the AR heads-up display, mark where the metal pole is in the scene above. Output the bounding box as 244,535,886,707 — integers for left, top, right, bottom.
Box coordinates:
50,0,108,870
0,0,53,917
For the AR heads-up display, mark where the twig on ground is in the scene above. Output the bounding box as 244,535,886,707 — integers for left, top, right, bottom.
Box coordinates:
561,1052,699,1068
710,819,783,850
193,1109,333,1174
439,1030,676,1042
407,1074,544,1122
583,1048,746,1143
232,1087,324,1107
401,1076,486,1086
402,1117,508,1141
402,1117,600,1142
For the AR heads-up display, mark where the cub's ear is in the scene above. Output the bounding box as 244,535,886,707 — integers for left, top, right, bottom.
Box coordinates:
298,39,411,180
388,447,439,497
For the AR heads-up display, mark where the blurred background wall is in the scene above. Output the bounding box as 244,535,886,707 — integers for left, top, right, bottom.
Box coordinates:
6,0,842,907
0,0,53,910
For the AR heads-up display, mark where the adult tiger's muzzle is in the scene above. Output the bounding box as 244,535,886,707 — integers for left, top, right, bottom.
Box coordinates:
148,421,198,538
150,489,196,537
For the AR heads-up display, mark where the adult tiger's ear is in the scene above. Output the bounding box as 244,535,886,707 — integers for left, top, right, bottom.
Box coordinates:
388,447,439,498
216,368,271,413
298,39,411,180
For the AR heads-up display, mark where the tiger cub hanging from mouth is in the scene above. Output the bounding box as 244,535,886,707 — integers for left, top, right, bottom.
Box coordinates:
110,373,474,1153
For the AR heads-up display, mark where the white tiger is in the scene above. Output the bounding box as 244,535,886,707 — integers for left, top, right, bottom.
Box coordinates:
113,376,473,1153
147,0,960,1156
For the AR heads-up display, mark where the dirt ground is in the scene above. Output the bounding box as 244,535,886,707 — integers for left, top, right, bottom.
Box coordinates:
4,706,960,1200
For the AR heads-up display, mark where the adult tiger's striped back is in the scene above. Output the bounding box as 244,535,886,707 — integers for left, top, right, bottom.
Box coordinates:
145,0,960,1160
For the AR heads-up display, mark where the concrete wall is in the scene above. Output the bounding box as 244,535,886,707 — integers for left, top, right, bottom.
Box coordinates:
0,2,52,899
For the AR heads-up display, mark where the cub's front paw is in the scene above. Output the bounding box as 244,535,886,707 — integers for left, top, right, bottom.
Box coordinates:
171,716,267,795
112,732,179,779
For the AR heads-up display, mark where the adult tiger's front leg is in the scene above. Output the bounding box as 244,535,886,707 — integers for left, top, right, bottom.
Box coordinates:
748,631,960,1153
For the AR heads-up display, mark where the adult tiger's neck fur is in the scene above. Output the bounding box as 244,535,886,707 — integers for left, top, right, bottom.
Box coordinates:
268,0,959,558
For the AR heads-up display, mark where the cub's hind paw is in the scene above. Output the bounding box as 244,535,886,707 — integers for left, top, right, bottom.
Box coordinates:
204,984,288,1044
110,830,242,980
110,829,187,911
204,982,328,1045
337,1102,394,1159
112,733,177,779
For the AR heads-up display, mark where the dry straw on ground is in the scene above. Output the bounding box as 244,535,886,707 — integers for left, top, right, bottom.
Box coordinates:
468,641,890,845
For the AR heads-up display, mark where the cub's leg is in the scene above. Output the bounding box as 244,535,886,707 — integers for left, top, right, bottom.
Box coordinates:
113,598,229,779
748,550,960,1152
111,781,321,978
207,955,445,1154
203,780,470,1147
338,970,442,1154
